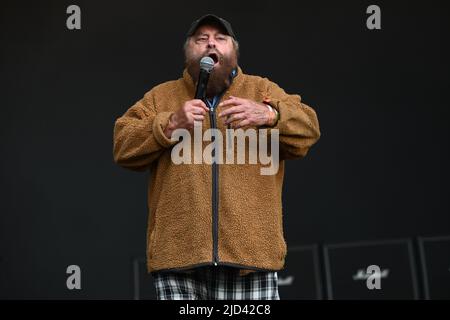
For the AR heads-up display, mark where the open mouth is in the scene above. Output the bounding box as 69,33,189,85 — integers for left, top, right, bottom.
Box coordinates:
208,53,219,64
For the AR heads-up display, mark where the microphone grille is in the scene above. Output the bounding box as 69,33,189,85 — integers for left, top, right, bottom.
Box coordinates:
200,56,215,72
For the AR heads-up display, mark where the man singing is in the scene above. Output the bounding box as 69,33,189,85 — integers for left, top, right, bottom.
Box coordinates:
113,14,320,300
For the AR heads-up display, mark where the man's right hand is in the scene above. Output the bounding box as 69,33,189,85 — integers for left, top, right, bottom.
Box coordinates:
163,99,209,139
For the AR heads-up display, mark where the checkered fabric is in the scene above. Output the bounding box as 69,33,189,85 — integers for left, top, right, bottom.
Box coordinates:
152,266,280,300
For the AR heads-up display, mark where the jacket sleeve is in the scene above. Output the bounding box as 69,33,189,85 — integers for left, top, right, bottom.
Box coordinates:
113,90,177,171
263,80,321,160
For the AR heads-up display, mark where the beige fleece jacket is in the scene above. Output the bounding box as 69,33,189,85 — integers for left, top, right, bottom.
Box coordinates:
113,67,320,276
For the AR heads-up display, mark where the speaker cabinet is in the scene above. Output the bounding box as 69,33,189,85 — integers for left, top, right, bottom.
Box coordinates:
278,245,323,300
418,235,450,300
132,258,156,300
323,239,419,299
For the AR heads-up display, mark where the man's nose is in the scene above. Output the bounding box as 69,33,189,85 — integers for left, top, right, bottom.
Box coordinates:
207,39,216,48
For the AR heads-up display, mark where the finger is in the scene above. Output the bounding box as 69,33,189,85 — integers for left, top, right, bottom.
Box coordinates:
218,97,239,109
224,112,246,125
192,114,205,121
191,99,206,105
218,105,246,118
233,119,250,129
219,95,242,104
226,95,245,104
191,106,207,115
190,99,209,111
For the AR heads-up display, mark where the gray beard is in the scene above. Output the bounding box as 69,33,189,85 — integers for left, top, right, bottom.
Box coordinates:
186,52,237,99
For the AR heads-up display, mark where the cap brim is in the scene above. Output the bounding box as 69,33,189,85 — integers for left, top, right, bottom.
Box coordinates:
187,14,235,39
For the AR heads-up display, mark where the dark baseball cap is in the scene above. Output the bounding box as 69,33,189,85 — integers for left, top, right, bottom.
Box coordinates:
186,14,236,39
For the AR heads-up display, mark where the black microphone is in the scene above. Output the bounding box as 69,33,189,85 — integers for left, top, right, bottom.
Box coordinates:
194,56,215,100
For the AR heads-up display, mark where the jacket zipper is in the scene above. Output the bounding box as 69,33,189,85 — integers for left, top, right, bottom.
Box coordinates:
207,68,237,267
209,101,220,267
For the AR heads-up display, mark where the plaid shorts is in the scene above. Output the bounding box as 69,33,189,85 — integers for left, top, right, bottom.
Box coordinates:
152,266,280,300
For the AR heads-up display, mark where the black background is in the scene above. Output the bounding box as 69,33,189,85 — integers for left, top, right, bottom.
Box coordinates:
1,0,449,299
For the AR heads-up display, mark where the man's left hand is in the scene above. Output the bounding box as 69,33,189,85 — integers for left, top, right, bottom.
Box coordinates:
218,96,276,129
